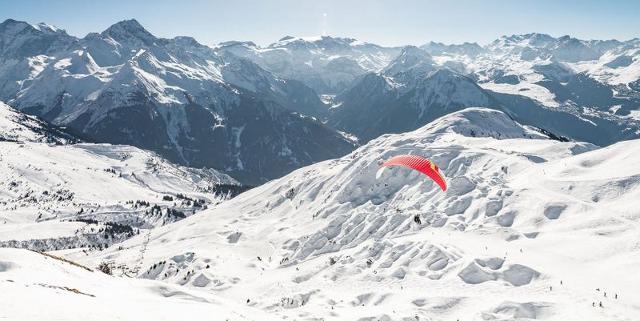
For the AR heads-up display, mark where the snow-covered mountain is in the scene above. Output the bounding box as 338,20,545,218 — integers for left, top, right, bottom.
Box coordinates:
0,19,355,185
215,32,640,146
326,39,640,145
0,101,241,254
216,36,401,94
421,41,486,57
1,17,640,321
49,108,638,320
329,66,499,142
2,19,638,180
454,33,640,120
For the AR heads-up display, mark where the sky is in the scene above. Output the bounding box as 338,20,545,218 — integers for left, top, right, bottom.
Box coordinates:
1,0,638,46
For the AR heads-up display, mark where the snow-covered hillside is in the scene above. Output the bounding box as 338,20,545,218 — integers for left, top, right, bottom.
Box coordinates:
0,248,274,321
0,141,239,250
0,101,242,255
0,101,75,143
68,108,640,320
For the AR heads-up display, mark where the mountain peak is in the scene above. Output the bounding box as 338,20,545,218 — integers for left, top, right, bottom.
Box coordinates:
421,41,485,56
270,35,363,49
217,40,258,49
383,45,434,76
0,19,68,37
107,18,145,31
278,35,295,42
32,22,63,34
0,18,36,35
399,45,430,57
171,36,203,47
418,107,547,140
101,19,156,46
1,18,27,27
495,33,556,46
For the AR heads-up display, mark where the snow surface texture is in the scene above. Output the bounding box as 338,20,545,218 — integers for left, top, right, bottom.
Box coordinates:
40,108,637,321
0,248,276,321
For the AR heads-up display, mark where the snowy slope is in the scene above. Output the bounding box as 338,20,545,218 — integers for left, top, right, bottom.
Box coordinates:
69,108,640,320
0,248,275,321
0,103,242,252
0,101,75,143
0,141,238,249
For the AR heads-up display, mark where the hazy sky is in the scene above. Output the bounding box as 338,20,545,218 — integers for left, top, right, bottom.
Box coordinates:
1,0,638,46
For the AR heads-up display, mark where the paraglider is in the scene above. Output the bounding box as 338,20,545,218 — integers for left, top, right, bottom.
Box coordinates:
380,155,447,191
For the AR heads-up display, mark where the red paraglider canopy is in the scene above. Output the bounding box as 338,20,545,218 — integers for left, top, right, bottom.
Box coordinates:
381,155,447,191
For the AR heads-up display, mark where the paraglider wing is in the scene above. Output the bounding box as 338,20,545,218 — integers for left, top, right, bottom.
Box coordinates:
381,155,447,191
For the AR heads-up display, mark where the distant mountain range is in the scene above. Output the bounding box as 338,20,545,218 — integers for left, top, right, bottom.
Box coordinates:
220,34,640,146
1,18,639,183
0,19,355,185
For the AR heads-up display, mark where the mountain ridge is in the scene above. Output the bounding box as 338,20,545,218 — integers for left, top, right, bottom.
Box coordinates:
0,18,356,185
1,18,639,182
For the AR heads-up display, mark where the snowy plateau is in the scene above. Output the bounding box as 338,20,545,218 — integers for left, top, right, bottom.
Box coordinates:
0,18,639,321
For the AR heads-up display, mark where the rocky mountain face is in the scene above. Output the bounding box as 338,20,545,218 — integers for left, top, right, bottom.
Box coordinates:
328,66,498,142
0,19,355,185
